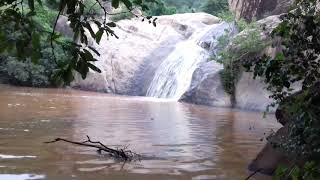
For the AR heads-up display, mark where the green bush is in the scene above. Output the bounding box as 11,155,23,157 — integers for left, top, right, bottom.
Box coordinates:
0,44,69,87
213,23,268,100
45,0,101,15
2,57,50,87
146,0,177,16
218,11,249,32
33,3,59,32
200,0,228,16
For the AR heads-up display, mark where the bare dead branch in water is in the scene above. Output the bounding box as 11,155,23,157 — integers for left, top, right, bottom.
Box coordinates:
44,135,141,161
244,169,262,180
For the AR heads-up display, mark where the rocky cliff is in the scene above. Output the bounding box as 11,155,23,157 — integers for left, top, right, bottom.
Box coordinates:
71,13,221,95
70,12,286,112
228,0,293,21
181,15,281,111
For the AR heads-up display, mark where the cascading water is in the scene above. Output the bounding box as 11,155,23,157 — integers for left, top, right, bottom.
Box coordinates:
146,22,236,100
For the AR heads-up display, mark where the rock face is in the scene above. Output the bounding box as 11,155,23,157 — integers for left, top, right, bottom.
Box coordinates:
228,0,293,21
71,13,221,94
180,61,231,107
249,82,320,174
248,125,291,175
56,16,73,38
235,72,274,111
181,15,281,111
70,12,285,112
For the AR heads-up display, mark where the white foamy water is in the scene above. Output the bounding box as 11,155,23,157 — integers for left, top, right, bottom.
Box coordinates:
146,22,234,100
0,154,36,159
0,174,45,180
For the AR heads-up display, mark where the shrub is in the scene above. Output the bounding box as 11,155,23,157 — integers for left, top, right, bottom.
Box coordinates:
146,0,177,16
200,0,228,16
213,23,268,101
218,11,249,32
0,44,69,87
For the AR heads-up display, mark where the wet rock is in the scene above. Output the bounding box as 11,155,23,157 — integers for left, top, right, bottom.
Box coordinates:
180,61,231,107
235,72,274,112
71,13,221,95
181,15,281,111
248,126,291,175
249,82,320,175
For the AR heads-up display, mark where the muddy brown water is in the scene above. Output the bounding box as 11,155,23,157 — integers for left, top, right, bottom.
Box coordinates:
0,85,280,180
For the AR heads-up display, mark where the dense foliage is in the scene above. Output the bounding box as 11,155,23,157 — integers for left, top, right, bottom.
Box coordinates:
145,0,176,16
144,0,229,16
218,24,267,97
0,0,157,87
212,19,268,104
200,0,229,16
242,0,320,178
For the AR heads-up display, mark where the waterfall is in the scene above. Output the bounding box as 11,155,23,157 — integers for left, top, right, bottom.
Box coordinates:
146,22,235,100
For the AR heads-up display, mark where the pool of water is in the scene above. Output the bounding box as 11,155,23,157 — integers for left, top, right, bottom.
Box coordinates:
0,85,280,180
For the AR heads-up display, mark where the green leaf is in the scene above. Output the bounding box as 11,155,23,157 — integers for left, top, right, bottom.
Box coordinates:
26,11,36,17
83,49,94,60
275,52,285,61
112,0,120,9
32,33,40,50
95,29,104,44
121,0,133,9
88,46,100,56
88,63,102,73
84,22,96,39
28,0,35,12
36,0,42,6
106,22,117,27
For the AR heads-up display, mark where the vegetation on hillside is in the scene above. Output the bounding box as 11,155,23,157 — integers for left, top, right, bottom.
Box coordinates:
0,0,158,87
210,12,267,104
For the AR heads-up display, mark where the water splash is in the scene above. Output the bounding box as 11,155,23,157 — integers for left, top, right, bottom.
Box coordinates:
146,22,235,100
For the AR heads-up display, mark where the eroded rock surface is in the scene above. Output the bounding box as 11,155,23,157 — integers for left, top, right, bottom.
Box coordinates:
180,61,231,107
181,15,281,111
71,13,221,94
228,0,293,21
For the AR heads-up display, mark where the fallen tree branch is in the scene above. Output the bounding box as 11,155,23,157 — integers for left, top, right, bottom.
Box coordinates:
45,135,141,161
245,169,262,180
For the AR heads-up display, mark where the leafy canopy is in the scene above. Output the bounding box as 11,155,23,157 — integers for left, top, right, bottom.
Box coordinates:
0,0,157,85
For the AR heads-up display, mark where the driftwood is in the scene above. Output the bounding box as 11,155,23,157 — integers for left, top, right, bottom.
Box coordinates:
45,135,141,161
244,169,262,180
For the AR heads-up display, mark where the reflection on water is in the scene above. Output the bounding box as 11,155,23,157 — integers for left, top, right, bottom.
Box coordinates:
0,85,280,180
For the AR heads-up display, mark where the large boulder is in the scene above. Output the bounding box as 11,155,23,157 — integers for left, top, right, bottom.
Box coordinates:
181,15,281,111
248,125,291,175
180,61,231,107
71,13,221,95
235,72,274,111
